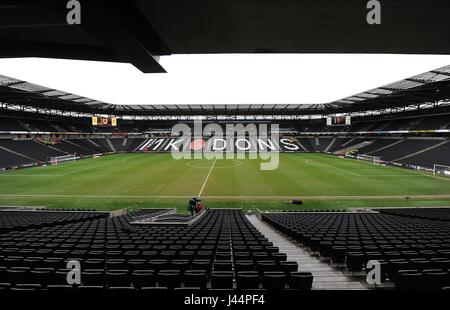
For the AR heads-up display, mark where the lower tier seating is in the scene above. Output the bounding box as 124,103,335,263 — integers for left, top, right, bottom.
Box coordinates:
262,212,450,290
377,208,450,222
0,211,109,233
0,209,313,291
0,138,146,170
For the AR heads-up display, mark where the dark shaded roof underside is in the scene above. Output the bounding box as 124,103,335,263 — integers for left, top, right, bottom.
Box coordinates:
1,0,450,73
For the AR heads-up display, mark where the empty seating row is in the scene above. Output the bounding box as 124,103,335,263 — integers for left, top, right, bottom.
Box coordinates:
0,209,312,290
0,138,147,170
0,256,296,273
262,212,450,289
0,265,313,290
377,208,450,222
367,139,443,162
0,210,108,233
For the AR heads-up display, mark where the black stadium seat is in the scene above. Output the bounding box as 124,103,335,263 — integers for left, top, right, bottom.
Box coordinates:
288,272,314,290
256,260,277,274
46,285,73,291
211,271,234,289
131,270,156,289
78,286,104,291
346,252,365,272
11,284,42,291
106,270,131,288
141,287,168,291
6,268,29,285
423,270,448,290
157,270,181,289
262,210,450,289
183,270,208,289
235,260,255,272
30,268,53,287
0,209,311,292
82,270,105,287
331,246,347,264
396,271,424,290
262,272,286,290
236,271,260,289
213,260,233,271
191,260,211,273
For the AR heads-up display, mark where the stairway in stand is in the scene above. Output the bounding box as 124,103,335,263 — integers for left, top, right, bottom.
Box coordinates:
247,214,367,290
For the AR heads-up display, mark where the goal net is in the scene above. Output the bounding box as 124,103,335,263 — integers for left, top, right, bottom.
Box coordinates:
357,154,381,165
433,164,450,176
49,154,78,165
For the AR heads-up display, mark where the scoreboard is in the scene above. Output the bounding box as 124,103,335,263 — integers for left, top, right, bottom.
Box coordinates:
92,116,117,127
327,116,351,126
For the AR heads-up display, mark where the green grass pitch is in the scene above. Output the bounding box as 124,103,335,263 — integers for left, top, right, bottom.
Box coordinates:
0,153,449,213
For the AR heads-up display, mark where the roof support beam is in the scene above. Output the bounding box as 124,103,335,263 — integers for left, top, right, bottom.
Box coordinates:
80,0,166,73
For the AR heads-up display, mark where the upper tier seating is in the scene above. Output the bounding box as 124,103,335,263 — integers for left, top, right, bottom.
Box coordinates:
415,115,450,130
0,118,26,131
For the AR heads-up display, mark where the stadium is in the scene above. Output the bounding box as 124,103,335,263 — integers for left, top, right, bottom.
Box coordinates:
0,0,450,300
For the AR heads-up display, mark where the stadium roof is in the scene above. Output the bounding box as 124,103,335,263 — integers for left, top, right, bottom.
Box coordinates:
1,65,450,117
1,1,450,73
328,65,450,112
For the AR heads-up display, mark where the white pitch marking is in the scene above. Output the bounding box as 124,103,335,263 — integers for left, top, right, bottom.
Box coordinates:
197,158,217,197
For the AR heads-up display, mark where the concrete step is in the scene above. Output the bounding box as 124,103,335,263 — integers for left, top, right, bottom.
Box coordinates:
247,214,368,290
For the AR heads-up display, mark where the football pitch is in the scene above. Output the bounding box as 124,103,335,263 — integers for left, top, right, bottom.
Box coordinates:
1,153,449,212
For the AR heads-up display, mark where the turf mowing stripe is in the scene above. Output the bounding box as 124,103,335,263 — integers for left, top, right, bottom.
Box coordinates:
0,158,129,177
2,194,450,199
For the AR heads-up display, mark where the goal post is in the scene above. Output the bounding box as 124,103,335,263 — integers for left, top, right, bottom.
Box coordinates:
433,164,450,176
356,154,382,165
48,154,78,165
